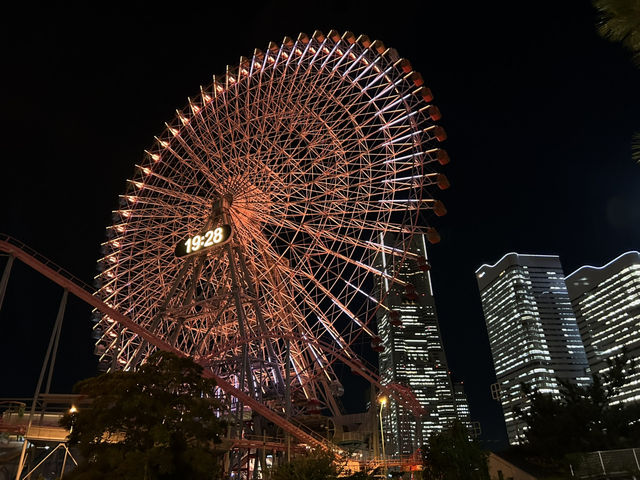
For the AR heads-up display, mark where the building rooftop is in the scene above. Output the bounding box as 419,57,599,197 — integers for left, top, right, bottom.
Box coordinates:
565,251,640,300
476,253,562,291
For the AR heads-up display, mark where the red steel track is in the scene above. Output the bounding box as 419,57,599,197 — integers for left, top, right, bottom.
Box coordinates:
0,235,332,452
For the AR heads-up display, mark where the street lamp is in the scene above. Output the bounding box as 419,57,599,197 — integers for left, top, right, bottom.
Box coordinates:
61,405,78,479
378,396,387,468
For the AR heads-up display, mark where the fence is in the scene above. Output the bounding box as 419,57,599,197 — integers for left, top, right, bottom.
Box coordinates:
571,448,640,479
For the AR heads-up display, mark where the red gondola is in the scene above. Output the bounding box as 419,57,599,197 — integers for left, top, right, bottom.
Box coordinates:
371,336,384,352
427,227,441,245
417,256,431,272
403,283,418,302
306,398,323,414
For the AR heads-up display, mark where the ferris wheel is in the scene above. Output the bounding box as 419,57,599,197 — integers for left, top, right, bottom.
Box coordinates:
94,30,450,417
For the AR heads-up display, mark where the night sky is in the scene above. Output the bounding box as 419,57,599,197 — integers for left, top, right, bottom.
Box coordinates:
1,2,638,450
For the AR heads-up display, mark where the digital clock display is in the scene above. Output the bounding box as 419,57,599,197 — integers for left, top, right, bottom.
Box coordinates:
174,224,232,258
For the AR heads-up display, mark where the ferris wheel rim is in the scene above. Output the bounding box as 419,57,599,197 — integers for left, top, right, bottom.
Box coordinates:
94,30,449,410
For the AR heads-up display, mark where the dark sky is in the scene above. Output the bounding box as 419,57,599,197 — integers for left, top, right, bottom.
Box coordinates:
1,2,638,450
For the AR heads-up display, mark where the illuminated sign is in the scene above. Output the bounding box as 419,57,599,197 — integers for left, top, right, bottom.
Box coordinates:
175,224,232,257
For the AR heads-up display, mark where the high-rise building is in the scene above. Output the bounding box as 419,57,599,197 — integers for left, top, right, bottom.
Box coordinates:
374,233,464,456
453,381,471,426
476,253,590,445
566,251,640,406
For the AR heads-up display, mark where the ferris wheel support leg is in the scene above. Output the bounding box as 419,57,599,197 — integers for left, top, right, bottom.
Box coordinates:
110,324,122,371
0,255,14,313
226,244,255,396
225,242,257,460
167,255,207,346
236,247,285,390
285,339,292,463
252,412,264,479
259,433,267,478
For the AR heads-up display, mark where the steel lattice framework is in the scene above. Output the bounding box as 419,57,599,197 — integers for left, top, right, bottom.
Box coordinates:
93,30,449,419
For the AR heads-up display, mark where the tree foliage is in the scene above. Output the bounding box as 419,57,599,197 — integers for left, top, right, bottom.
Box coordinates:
268,450,377,480
60,351,225,480
593,0,640,163
594,0,640,64
423,420,490,480
517,350,640,460
269,451,338,480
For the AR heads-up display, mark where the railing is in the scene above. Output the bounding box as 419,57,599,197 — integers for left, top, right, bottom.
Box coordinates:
570,448,640,479
0,396,85,415
24,425,69,442
1,399,54,436
0,412,69,441
0,233,94,294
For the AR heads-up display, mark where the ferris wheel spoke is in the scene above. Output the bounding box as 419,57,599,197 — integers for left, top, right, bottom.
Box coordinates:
295,268,373,336
300,229,400,287
168,127,222,186
188,103,236,174
120,190,189,213
125,179,208,208
285,275,356,352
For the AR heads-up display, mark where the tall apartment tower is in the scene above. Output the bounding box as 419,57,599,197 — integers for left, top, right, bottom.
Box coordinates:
374,233,465,456
476,253,590,445
566,251,640,406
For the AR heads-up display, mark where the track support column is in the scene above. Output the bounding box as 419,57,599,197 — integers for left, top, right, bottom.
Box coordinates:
0,255,14,312
16,289,68,480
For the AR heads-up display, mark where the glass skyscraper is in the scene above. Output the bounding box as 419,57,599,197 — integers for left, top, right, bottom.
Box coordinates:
566,251,640,406
476,253,590,445
374,233,463,456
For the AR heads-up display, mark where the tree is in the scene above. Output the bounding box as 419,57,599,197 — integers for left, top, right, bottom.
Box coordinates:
594,0,640,65
60,351,226,480
268,450,378,480
593,0,640,163
422,420,490,480
269,451,338,480
517,350,640,460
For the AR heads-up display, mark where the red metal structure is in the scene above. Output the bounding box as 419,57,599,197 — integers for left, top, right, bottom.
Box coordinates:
0,235,327,450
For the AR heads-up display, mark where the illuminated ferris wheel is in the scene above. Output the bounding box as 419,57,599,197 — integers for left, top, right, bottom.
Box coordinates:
93,30,449,417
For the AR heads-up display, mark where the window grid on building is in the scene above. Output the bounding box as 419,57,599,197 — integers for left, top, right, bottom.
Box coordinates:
476,253,590,445
375,233,469,456
566,252,640,406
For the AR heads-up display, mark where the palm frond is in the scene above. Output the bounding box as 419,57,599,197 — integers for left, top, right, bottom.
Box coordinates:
632,132,640,164
593,0,640,65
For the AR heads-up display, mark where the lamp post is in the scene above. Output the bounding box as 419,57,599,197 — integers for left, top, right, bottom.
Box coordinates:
378,396,387,471
61,405,78,479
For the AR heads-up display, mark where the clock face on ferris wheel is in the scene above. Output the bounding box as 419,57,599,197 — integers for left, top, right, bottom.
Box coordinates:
174,224,232,258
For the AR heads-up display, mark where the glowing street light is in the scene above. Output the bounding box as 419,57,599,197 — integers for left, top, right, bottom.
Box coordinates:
378,396,387,468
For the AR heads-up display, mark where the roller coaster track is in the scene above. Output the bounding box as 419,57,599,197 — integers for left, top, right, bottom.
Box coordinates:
0,234,334,453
